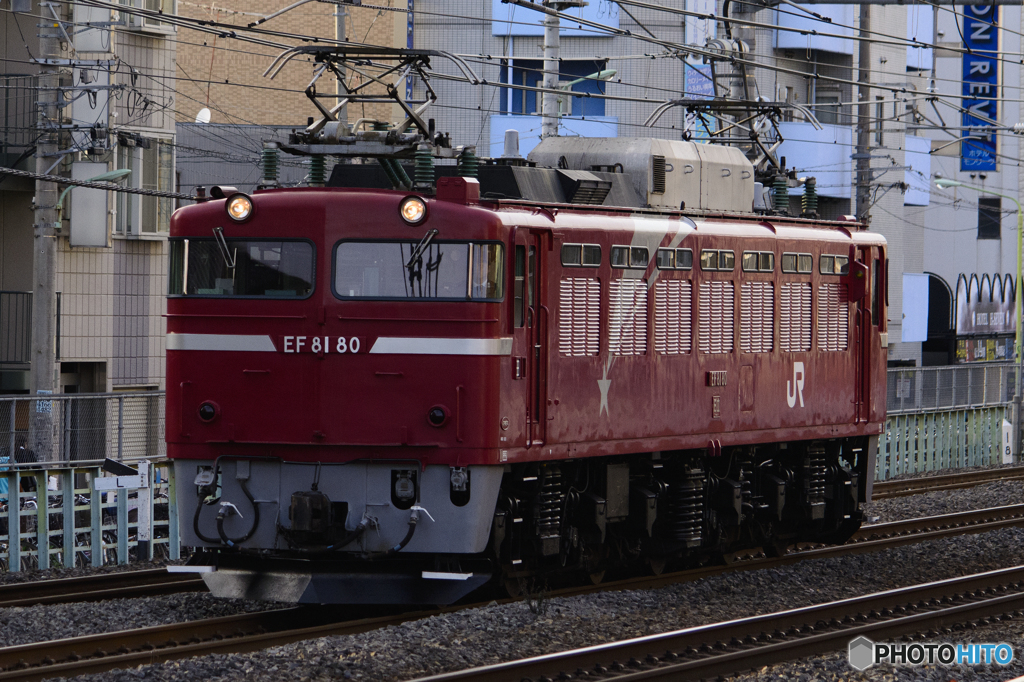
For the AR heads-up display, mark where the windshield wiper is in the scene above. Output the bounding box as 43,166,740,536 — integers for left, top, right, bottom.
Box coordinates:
405,229,439,269
212,227,237,270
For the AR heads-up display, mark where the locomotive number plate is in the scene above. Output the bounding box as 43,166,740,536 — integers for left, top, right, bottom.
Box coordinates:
281,336,363,354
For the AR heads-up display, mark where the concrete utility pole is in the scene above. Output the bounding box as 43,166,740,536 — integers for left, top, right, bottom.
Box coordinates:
334,3,347,128
541,0,586,138
854,4,872,222
30,2,63,460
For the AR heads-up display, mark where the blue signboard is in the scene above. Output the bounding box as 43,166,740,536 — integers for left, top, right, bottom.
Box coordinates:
684,63,716,141
492,0,618,36
961,4,999,171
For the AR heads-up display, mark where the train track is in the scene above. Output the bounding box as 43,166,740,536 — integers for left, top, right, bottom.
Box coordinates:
2,504,1024,680
409,564,1024,682
872,466,1024,499
0,569,205,609
0,467,1009,613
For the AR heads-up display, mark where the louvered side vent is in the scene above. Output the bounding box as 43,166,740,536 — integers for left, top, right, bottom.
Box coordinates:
818,283,849,351
558,278,601,356
740,282,774,353
698,281,735,354
654,280,693,355
780,282,812,352
609,279,648,355
652,155,666,194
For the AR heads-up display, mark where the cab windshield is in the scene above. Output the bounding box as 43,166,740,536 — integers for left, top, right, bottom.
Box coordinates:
334,240,504,300
168,239,314,298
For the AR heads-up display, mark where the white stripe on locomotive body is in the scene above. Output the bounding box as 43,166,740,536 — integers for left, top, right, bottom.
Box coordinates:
167,333,277,352
369,337,513,356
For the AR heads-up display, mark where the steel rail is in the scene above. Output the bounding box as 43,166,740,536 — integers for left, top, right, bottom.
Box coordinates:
407,565,1024,682
0,569,205,609
0,605,437,682
872,466,1024,499
2,505,1023,680
567,503,1024,594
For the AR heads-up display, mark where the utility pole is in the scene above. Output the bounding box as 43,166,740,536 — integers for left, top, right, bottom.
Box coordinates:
30,2,63,460
855,3,872,222
334,3,347,128
541,0,586,138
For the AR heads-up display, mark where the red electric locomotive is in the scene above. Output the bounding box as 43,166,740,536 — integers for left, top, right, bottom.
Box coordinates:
167,136,886,604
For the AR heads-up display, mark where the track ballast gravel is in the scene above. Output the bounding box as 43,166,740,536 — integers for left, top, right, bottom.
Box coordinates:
1,477,1020,681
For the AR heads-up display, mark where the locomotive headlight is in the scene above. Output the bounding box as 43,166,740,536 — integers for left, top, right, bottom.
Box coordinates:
399,196,427,224
198,402,219,422
226,193,254,222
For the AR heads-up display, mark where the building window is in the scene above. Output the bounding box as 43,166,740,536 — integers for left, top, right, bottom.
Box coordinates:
122,0,177,31
978,197,1001,240
116,137,173,235
500,59,608,117
814,94,842,125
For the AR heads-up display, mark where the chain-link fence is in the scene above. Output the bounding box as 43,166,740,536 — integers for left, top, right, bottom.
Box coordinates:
0,393,164,464
887,363,1016,415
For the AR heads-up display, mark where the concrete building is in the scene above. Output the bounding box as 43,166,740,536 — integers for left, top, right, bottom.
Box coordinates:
1,2,176,403
173,0,404,126
408,1,1020,368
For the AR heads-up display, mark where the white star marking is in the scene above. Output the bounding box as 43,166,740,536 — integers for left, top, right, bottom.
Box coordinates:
598,378,611,417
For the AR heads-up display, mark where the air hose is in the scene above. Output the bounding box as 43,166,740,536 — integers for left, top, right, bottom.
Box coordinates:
215,478,259,547
193,498,219,544
362,508,420,559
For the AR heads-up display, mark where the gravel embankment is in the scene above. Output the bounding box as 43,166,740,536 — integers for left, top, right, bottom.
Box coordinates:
863,479,1024,524
6,479,1014,682
0,559,184,587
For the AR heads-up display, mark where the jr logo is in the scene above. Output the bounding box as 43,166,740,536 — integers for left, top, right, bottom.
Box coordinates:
787,362,805,408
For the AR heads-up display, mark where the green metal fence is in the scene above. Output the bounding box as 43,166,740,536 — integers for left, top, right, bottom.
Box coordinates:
0,460,178,572
880,406,1009,480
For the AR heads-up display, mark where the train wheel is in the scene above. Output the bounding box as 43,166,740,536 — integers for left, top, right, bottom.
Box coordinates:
588,570,606,585
504,577,524,599
648,557,667,575
762,537,789,558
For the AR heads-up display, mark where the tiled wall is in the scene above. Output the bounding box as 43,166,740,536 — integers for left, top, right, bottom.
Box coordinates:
174,0,399,126
56,239,168,389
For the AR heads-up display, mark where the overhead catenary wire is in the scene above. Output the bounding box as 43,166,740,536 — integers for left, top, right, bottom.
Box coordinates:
27,0,1024,123
18,0,1018,192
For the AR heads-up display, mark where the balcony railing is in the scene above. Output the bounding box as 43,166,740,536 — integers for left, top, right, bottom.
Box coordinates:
1,75,35,165
0,291,30,367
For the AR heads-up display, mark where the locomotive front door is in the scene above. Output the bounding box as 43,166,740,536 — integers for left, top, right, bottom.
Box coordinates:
514,229,548,446
854,248,868,423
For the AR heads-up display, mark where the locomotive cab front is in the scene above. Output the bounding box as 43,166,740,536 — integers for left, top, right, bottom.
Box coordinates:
167,179,512,604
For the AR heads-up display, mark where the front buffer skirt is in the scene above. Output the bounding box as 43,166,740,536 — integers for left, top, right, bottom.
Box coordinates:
173,554,493,605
